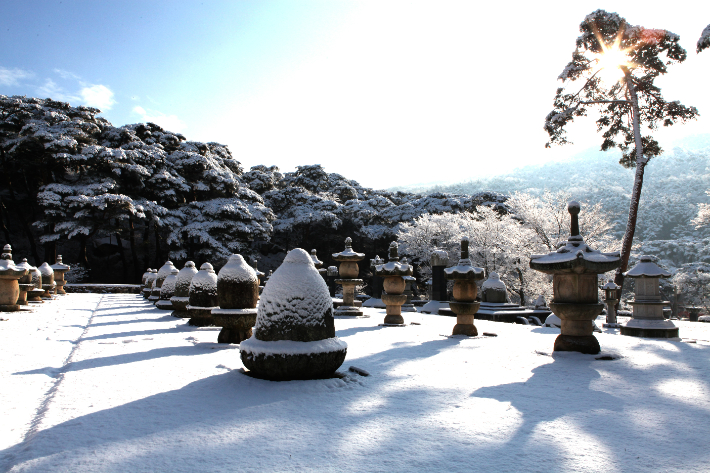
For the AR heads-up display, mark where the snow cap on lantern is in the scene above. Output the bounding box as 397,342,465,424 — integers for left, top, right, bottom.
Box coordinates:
240,248,346,380
150,261,176,302
38,262,55,299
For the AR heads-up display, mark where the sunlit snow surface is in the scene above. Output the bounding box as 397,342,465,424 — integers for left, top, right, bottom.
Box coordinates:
2,294,710,472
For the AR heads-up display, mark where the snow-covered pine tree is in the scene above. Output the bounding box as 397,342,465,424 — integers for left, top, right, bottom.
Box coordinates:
544,9,698,294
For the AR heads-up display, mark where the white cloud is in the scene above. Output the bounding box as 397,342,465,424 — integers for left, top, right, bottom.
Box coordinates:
80,84,115,111
36,78,80,103
0,66,34,86
132,105,187,132
53,68,82,81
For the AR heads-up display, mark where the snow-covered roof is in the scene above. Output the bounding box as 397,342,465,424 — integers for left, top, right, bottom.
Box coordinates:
376,242,413,277
444,238,484,281
624,255,671,279
530,235,621,273
38,262,54,276
332,237,365,261
50,255,70,272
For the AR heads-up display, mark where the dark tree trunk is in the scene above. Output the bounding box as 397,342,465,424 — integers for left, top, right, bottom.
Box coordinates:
0,198,12,246
128,216,141,282
153,221,162,268
115,222,128,283
44,240,56,265
78,235,90,268
142,223,151,271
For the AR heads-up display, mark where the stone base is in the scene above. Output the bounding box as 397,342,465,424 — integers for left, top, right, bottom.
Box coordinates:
186,306,215,326
603,323,622,329
241,348,347,381
334,306,363,317
333,300,363,308
452,323,478,336
384,313,404,325
554,334,600,354
218,327,253,344
171,310,190,318
155,300,174,310
620,325,679,338
148,295,160,302
401,304,417,312
0,304,21,312
142,290,151,298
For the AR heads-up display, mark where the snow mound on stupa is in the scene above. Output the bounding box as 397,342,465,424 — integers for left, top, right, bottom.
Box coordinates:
218,254,258,283
254,248,332,332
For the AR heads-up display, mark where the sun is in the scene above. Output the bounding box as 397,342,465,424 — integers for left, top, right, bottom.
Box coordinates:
595,45,630,86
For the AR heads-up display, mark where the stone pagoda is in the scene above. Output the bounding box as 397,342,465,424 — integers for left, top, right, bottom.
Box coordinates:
240,248,347,380
38,262,55,299
211,254,259,344
0,245,29,312
186,263,218,326
16,259,35,306
170,261,198,318
530,201,620,354
444,237,485,336
332,237,365,317
375,242,413,325
142,269,157,299
150,261,176,303
156,268,179,310
50,255,70,295
620,256,678,338
27,267,45,303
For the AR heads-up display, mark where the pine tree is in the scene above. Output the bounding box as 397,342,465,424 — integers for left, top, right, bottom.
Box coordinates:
544,9,699,294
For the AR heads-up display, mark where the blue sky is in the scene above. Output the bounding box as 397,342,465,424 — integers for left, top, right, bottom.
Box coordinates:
1,1,709,189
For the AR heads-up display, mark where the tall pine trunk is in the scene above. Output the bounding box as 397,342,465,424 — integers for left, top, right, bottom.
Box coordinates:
115,222,128,283
614,70,646,296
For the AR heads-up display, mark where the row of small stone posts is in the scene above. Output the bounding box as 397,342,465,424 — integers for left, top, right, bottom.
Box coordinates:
0,244,70,312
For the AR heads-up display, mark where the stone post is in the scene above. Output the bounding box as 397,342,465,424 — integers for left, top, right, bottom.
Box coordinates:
332,237,365,317
430,250,448,302
50,255,70,295
327,266,338,297
445,237,485,336
620,256,678,338
530,202,621,354
375,242,413,325
0,245,29,312
603,281,621,328
369,255,383,299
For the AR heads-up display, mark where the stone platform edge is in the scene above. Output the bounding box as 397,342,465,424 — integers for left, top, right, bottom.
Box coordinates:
64,284,143,294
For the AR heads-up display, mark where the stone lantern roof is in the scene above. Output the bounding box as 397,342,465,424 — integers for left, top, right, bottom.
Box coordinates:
624,256,671,279
332,237,365,262
376,242,413,277
445,237,484,281
51,255,70,272
530,201,620,274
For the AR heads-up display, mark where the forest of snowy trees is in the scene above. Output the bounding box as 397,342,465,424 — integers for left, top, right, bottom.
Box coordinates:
2,95,709,309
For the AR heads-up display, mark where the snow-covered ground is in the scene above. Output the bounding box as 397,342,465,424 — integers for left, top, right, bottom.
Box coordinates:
2,294,710,472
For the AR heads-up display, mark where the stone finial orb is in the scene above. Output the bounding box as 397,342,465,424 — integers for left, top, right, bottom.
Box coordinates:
212,254,259,344
186,262,218,326
171,261,198,318
240,248,346,380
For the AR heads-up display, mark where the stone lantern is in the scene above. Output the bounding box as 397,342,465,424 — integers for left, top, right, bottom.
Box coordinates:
240,248,347,380
326,266,338,297
445,237,485,336
401,257,417,312
142,269,157,299
186,262,218,326
150,261,176,303
171,261,198,318
251,258,265,292
481,272,508,303
310,249,327,279
141,268,153,287
0,245,29,312
375,242,413,325
50,255,70,295
530,202,620,354
38,262,56,299
27,267,45,303
332,237,365,317
211,254,259,344
156,268,179,310
620,256,678,338
602,281,621,328
16,259,35,306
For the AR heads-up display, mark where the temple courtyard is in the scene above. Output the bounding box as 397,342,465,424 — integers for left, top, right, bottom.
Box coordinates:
1,293,709,472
